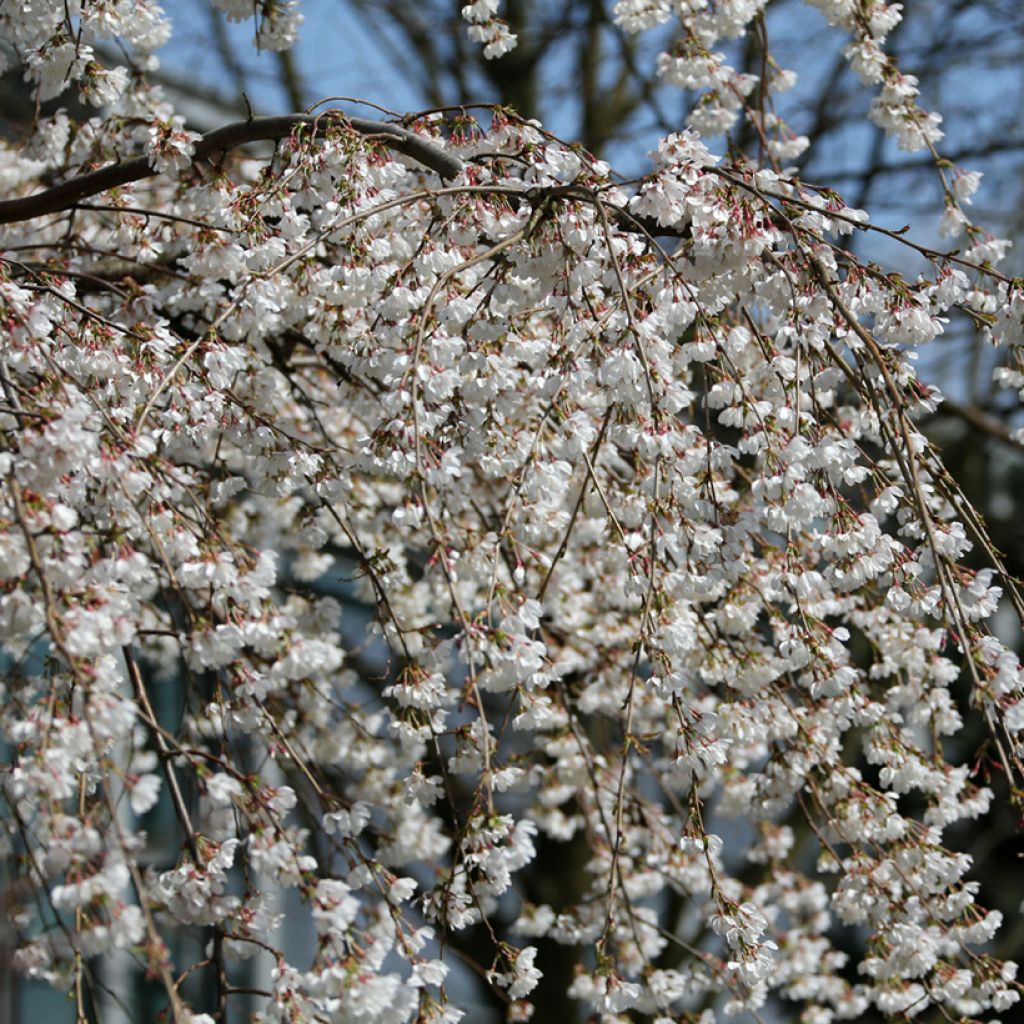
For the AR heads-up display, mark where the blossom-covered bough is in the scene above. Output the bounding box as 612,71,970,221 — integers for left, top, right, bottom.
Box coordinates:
2,1,1023,1022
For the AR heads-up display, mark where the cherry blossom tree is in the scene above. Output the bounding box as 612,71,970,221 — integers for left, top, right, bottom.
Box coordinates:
1,2,1023,1023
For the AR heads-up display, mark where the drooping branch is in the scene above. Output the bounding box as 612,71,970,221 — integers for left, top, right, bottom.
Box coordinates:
0,113,465,226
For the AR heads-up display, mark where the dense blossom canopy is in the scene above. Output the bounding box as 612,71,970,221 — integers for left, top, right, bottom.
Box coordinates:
1,2,1023,1023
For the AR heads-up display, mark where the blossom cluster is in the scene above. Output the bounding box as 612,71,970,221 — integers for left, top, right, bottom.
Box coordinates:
0,3,1022,1024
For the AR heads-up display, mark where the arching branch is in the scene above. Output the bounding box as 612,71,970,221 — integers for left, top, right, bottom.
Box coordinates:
0,113,465,226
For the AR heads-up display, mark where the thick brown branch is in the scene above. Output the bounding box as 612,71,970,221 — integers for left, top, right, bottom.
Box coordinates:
0,113,464,226
932,396,1023,449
